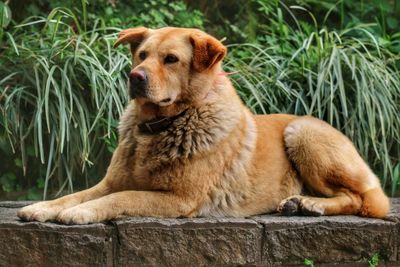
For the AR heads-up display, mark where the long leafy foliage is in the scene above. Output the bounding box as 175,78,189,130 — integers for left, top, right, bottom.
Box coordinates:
0,1,399,198
1,10,129,198
226,5,400,195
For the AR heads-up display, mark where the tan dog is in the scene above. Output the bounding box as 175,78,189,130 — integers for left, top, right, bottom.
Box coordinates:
18,27,390,224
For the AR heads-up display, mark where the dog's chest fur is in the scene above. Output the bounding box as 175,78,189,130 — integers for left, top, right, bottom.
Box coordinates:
118,101,258,216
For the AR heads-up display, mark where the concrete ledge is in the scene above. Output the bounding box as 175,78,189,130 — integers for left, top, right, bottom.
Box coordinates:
0,200,399,267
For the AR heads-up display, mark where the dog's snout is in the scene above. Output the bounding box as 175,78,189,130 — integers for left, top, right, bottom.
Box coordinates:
129,70,147,82
129,69,148,99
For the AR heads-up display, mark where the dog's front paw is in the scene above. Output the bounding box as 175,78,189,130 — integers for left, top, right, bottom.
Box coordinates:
56,206,99,225
17,202,62,222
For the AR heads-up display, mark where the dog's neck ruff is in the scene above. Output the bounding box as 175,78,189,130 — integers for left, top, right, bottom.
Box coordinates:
137,109,188,134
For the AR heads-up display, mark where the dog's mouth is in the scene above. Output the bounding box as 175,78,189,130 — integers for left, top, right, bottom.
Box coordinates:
152,91,178,107
157,97,174,106
136,95,177,107
131,82,179,107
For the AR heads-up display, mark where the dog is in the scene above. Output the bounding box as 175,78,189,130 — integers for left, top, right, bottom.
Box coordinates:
18,27,390,224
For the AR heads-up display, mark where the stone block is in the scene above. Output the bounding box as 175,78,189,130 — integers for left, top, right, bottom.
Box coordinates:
254,214,397,266
388,198,400,262
0,204,115,267
114,217,262,266
1,200,399,267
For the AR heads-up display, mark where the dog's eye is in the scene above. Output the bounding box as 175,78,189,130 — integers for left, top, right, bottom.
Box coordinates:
164,54,179,64
138,51,147,60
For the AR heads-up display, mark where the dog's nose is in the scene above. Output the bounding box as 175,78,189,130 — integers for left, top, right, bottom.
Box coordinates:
129,70,147,82
129,69,148,99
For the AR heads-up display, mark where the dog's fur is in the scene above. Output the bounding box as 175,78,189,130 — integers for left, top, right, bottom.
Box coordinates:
18,27,390,224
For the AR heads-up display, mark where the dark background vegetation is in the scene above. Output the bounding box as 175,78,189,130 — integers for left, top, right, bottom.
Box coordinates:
0,0,399,200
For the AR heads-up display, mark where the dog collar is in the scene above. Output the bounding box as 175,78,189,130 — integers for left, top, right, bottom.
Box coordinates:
137,109,188,134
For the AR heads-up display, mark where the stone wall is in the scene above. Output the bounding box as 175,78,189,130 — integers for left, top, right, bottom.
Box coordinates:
1,200,399,267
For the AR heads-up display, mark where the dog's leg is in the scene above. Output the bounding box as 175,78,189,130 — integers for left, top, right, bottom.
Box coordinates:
56,191,196,224
17,146,134,222
17,180,110,222
282,116,390,218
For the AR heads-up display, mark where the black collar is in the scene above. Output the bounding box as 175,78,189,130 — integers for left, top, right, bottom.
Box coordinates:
137,109,188,134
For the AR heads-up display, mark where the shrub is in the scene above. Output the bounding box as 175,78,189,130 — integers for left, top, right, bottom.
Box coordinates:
224,4,400,194
0,0,399,198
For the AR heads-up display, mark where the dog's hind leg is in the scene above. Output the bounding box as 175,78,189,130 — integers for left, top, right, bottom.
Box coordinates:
280,116,390,218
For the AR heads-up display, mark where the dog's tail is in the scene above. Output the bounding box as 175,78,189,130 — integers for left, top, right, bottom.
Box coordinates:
359,186,390,218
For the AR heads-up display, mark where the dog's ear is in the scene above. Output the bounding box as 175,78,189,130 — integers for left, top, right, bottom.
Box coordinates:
113,27,149,54
189,31,227,72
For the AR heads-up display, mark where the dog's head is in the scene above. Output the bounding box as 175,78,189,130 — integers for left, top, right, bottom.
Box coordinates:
114,27,227,116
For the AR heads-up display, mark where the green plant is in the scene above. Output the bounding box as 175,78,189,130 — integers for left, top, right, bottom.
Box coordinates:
1,0,399,198
0,172,18,193
224,4,400,194
304,258,314,267
1,14,128,198
394,163,400,196
368,253,379,267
